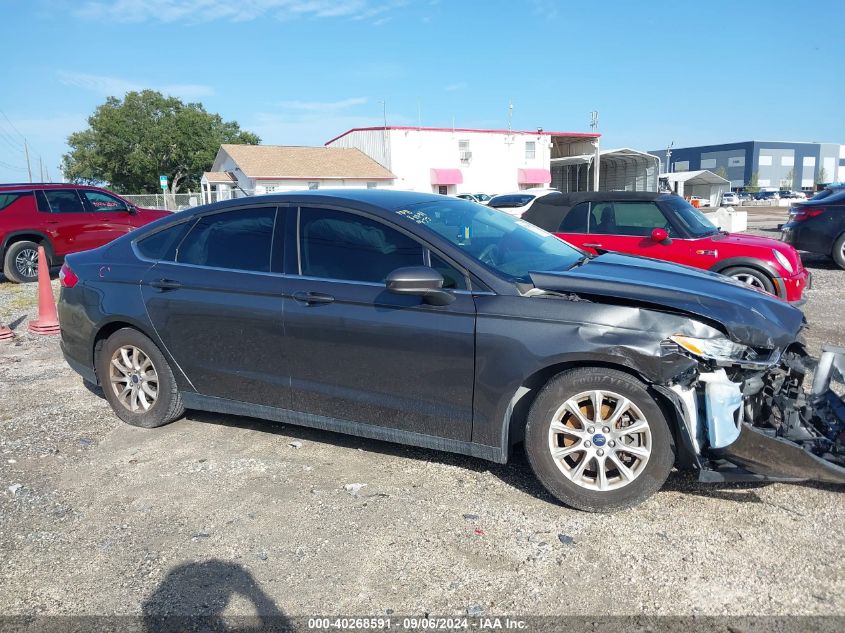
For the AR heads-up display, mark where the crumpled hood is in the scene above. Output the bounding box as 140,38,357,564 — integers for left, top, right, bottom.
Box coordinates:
530,253,805,349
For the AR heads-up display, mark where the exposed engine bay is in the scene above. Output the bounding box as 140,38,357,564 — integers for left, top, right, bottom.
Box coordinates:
668,343,845,484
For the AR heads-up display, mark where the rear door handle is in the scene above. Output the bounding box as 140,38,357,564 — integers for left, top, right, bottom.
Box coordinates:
292,290,335,305
149,278,182,291
582,243,603,248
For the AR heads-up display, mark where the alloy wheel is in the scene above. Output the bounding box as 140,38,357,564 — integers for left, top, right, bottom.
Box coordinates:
547,389,652,491
109,345,159,412
729,272,766,290
14,248,38,278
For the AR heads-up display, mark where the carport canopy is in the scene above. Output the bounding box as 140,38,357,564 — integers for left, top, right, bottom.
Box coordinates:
661,169,730,206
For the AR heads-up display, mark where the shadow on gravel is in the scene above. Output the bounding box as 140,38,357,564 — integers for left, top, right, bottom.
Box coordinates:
142,559,289,633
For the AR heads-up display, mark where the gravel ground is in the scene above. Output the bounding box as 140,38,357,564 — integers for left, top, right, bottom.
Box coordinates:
1,217,844,621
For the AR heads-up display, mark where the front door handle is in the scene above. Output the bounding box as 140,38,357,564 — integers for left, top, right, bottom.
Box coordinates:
582,243,603,248
149,278,182,291
292,291,335,305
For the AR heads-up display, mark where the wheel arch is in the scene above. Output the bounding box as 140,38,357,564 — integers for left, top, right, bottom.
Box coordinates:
709,256,784,298
2,231,57,266
501,359,694,469
90,318,160,383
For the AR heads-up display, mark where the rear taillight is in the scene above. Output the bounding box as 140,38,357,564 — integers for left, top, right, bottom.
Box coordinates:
59,263,78,288
789,207,825,222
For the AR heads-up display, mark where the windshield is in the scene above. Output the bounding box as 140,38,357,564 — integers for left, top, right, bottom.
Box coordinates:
488,193,536,208
661,195,719,237
395,198,583,282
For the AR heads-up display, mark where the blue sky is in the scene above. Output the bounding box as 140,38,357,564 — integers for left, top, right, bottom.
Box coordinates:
0,0,842,184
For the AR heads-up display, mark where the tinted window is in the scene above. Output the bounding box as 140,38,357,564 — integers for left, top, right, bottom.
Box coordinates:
0,192,30,211
81,190,128,212
488,194,535,208
299,207,424,283
606,202,670,236
177,207,276,272
558,202,589,232
430,253,467,290
42,190,85,213
136,222,193,261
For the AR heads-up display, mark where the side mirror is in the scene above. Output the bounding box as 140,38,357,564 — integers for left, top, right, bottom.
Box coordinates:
386,266,455,306
650,227,671,244
127,205,138,215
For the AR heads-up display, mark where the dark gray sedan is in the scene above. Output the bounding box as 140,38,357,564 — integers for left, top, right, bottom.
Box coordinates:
57,190,845,511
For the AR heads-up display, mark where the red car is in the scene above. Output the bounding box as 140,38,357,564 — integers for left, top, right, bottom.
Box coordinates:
0,183,170,283
512,191,810,304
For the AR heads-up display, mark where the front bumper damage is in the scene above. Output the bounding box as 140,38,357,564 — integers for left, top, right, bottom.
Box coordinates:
665,345,845,484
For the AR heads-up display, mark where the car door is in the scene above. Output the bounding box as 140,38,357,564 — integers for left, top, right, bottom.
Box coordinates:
78,189,133,244
283,205,476,441
578,201,682,260
140,205,291,408
35,189,99,255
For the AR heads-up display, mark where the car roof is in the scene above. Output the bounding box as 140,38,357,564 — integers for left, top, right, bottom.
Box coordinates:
0,182,115,192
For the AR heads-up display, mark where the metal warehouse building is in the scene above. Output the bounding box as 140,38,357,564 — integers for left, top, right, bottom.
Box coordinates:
648,141,845,192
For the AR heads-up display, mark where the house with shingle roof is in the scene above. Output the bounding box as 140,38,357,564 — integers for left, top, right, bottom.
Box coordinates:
200,144,396,204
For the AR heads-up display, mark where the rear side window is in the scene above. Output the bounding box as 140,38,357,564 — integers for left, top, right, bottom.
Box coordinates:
136,222,193,261
177,207,277,272
81,190,128,212
298,207,424,283
0,192,30,211
558,202,589,233
40,189,86,214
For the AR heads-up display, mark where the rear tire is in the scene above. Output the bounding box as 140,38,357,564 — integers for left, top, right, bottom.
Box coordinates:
96,328,184,428
722,265,776,295
3,240,40,283
832,233,845,270
524,368,674,513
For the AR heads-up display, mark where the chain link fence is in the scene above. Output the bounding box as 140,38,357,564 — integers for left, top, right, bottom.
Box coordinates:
123,190,257,210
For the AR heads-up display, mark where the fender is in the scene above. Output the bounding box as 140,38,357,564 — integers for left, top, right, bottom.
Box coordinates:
708,256,785,298
1,230,57,265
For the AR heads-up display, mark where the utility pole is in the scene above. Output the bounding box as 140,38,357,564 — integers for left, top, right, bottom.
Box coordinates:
590,111,599,132
24,139,32,183
666,141,673,174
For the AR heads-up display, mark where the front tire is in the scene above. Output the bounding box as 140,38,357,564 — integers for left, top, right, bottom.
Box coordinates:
832,233,845,270
524,368,674,512
722,265,776,295
3,240,40,283
96,328,185,428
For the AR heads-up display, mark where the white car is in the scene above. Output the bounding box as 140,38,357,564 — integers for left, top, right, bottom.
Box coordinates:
456,193,492,205
721,192,739,206
487,188,557,217
690,195,712,208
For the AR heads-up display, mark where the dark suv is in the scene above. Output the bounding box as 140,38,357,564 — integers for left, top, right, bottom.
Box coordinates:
57,190,845,512
0,183,169,283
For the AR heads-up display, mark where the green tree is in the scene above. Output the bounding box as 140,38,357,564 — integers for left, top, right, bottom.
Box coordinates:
746,171,760,192
62,90,259,194
817,167,829,185
782,168,794,189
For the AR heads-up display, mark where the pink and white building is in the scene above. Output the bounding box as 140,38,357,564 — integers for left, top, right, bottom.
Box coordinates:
325,126,601,196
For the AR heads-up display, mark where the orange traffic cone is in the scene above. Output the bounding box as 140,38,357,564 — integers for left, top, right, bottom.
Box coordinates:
27,246,60,336
0,322,13,341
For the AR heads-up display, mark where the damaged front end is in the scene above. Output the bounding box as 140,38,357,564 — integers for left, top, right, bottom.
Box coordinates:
665,343,845,484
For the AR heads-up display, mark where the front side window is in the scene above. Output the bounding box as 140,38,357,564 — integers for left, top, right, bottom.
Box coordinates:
589,202,671,236
41,189,86,214
395,198,583,283
525,141,536,159
298,207,424,283
81,190,128,213
430,253,468,290
177,207,276,272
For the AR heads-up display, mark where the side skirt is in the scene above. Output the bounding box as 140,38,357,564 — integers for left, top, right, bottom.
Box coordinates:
180,393,507,464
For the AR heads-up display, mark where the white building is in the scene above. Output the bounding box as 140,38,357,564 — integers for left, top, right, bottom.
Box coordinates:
201,144,395,204
325,126,601,196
